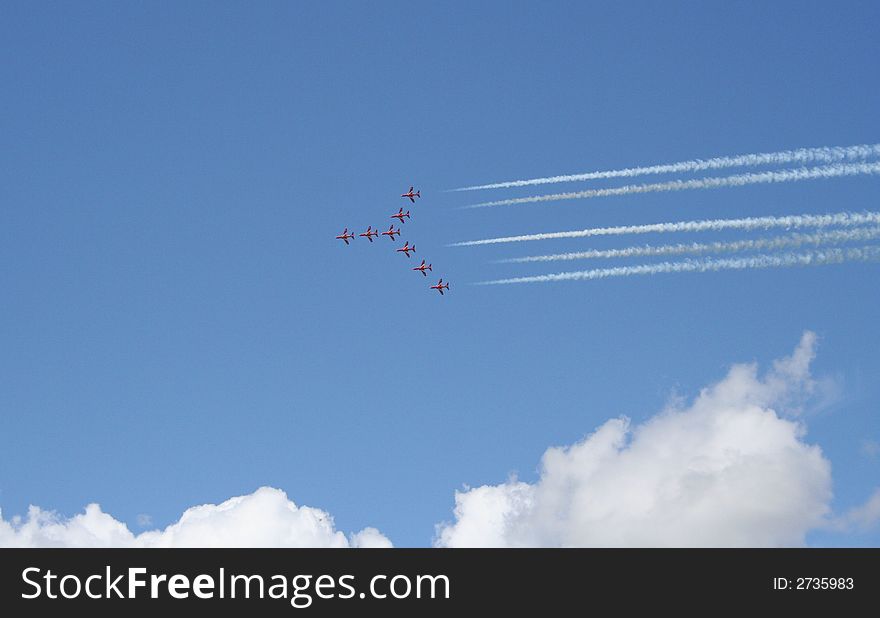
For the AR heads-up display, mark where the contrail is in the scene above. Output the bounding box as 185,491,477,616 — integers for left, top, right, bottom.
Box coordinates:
449,211,880,247
498,227,880,263
475,245,880,285
451,143,880,192
462,162,880,209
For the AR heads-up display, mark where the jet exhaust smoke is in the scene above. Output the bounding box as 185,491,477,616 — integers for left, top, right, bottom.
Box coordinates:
450,143,880,192
449,211,880,247
475,245,880,285
497,227,880,263
461,162,880,209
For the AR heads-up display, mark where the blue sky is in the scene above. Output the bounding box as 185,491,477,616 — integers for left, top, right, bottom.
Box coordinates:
1,1,878,546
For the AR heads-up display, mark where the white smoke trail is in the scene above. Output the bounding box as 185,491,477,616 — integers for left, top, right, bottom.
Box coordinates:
476,245,880,286
450,143,880,192
498,227,880,263
449,211,880,247
462,162,880,209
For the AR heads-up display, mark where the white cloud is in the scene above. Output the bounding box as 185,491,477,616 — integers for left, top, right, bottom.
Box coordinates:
0,487,391,548
831,489,880,533
349,526,395,549
861,439,880,459
435,332,836,547
2,332,874,548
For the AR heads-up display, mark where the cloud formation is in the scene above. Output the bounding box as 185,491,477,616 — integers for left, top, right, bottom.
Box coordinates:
2,335,875,548
436,333,836,547
0,487,392,548
861,439,880,459
833,490,880,532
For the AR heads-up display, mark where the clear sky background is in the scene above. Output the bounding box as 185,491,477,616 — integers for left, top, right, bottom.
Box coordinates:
1,1,878,546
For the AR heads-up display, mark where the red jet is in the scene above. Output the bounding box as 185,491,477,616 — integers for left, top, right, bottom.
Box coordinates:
430,279,449,295
396,241,415,257
359,225,379,242
392,208,411,224
336,228,355,245
401,186,420,203
382,225,401,241
412,259,432,276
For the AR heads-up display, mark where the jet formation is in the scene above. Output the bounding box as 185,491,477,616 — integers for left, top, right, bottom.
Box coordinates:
336,187,450,295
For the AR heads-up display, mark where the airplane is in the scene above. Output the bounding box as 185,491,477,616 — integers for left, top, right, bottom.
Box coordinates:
430,279,450,295
412,259,432,276
392,208,411,223
396,241,415,257
336,228,355,245
359,225,379,242
401,186,420,203
381,225,401,240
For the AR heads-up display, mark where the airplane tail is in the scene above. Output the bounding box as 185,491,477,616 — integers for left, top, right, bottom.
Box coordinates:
428,264,432,270
416,191,420,197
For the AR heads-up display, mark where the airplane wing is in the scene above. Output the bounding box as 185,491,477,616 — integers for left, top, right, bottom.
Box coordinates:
438,288,444,295
409,196,415,203
409,186,413,192
344,239,349,245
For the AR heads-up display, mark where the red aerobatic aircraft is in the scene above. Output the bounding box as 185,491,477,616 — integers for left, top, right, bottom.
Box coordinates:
359,226,379,242
392,208,411,223
336,228,355,245
430,279,450,295
412,259,432,276
382,225,401,240
401,186,420,203
396,241,415,257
